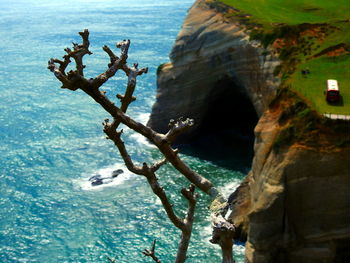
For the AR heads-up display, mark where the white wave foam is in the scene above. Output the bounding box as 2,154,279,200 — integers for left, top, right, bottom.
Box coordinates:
219,179,242,199
219,179,242,220
200,218,218,247
129,133,156,148
199,215,245,261
198,179,246,259
76,163,134,191
129,112,157,148
135,112,150,125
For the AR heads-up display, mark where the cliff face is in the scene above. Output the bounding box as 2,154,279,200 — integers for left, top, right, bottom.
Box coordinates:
243,105,350,263
148,0,350,262
147,0,280,137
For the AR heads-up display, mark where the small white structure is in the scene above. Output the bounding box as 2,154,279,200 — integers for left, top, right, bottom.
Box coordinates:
326,79,340,103
327,79,339,91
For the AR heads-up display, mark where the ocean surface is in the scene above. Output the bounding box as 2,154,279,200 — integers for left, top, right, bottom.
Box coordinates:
0,0,248,262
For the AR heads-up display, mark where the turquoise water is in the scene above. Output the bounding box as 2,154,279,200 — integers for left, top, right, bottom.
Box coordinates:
0,0,247,262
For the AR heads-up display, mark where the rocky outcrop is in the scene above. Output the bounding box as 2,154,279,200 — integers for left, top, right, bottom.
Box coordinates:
242,105,350,263
148,0,350,262
147,0,280,138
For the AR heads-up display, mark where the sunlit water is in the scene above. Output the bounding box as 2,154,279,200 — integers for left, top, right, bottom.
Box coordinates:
0,0,248,262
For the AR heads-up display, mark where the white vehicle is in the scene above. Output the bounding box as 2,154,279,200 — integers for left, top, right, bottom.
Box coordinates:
326,79,340,103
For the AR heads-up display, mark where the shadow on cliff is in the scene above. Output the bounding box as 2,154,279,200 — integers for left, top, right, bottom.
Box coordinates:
178,76,258,172
179,129,255,172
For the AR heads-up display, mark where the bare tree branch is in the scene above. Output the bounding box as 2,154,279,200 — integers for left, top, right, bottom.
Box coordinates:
173,184,197,263
48,58,76,90
106,256,117,263
181,184,197,206
103,117,192,259
91,40,131,89
150,158,168,173
142,163,186,230
49,29,236,263
117,63,148,113
103,45,119,67
117,39,130,61
142,240,162,263
101,95,187,242
70,29,92,76
48,30,215,194
103,120,145,175
52,55,71,74
165,117,194,144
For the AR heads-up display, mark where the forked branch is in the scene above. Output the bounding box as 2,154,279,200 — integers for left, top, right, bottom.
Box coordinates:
165,117,194,144
142,240,162,263
48,30,214,194
49,29,235,263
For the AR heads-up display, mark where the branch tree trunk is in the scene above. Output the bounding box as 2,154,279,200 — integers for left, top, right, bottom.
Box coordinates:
48,29,236,263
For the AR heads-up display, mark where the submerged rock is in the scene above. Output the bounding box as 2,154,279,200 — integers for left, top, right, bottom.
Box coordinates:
112,169,124,178
89,169,124,186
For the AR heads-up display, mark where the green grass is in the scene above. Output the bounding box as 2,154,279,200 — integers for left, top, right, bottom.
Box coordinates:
292,54,350,114
220,0,350,26
218,0,350,115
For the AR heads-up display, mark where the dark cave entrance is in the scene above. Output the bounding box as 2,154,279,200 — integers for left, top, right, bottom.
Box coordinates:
334,238,350,263
182,75,259,172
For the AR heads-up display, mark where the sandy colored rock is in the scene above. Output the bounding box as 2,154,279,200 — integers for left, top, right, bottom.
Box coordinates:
244,107,350,263
148,0,280,137
148,0,350,262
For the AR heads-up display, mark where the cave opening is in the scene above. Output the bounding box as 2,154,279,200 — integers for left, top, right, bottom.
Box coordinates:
182,75,259,172
334,238,350,263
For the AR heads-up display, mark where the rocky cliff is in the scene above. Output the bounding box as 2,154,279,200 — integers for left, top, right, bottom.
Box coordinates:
148,0,350,262
241,99,350,262
147,0,280,139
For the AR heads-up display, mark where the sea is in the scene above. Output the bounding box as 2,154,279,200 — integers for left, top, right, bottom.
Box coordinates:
0,0,249,262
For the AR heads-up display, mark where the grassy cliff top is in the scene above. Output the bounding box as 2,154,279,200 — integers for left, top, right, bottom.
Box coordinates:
218,0,350,115
219,0,350,26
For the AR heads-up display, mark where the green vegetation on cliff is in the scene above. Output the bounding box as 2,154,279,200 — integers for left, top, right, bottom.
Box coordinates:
219,0,350,25
217,0,350,115
271,88,350,150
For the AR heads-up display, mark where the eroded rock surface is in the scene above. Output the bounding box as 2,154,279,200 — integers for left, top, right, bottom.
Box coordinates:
239,106,350,263
148,0,350,262
147,0,280,138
